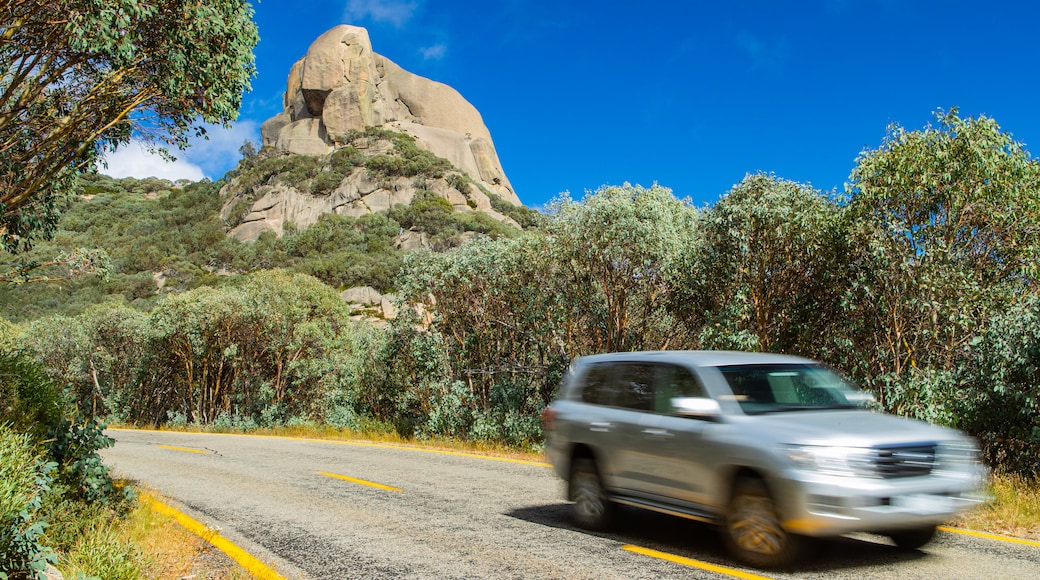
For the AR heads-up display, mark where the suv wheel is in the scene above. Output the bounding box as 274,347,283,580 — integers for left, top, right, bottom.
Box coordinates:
569,457,614,531
723,478,802,568
889,525,937,550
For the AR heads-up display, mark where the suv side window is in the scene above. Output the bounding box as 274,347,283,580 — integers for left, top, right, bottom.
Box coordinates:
655,364,707,413
579,362,655,411
614,363,655,411
581,365,616,405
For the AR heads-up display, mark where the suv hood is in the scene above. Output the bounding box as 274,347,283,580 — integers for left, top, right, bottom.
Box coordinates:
733,409,964,448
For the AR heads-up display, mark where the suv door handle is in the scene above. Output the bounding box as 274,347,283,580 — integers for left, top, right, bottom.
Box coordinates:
642,428,674,438
589,421,612,432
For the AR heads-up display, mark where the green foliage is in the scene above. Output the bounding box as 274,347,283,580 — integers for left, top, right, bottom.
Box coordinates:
329,146,365,174
388,191,454,234
848,108,1040,281
445,173,471,195
308,171,344,196
546,183,695,353
0,351,64,441
844,108,1040,379
0,177,242,322
487,192,545,229
271,213,404,291
0,0,258,252
238,140,258,160
46,419,122,506
669,173,845,354
0,425,57,580
6,107,1040,476
362,132,453,179
392,182,698,446
955,297,1040,476
133,270,358,425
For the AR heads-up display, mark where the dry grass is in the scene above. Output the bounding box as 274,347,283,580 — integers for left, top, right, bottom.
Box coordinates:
127,491,252,580
948,472,1040,541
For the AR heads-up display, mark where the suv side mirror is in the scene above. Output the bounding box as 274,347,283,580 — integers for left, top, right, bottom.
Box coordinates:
671,397,722,420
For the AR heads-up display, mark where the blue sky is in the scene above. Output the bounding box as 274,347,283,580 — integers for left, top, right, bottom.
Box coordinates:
104,0,1040,209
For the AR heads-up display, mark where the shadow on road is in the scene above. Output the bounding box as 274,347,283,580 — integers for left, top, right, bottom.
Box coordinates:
506,502,929,574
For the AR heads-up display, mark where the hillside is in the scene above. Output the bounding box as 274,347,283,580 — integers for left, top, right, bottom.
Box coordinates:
0,156,540,323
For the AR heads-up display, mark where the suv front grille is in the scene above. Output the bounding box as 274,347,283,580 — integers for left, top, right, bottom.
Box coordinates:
873,445,936,478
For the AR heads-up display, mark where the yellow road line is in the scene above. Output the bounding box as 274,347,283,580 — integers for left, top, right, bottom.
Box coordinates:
112,428,551,467
318,471,403,492
623,545,774,580
325,440,553,468
939,526,1040,547
141,493,286,580
158,445,209,454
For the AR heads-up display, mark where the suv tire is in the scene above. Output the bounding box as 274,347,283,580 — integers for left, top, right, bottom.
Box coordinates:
889,525,937,550
569,457,614,531
723,477,803,568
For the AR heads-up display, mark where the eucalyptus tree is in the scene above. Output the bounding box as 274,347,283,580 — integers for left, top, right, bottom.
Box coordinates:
669,173,845,355
143,270,355,425
844,109,1040,381
396,234,567,440
0,0,258,252
545,183,695,353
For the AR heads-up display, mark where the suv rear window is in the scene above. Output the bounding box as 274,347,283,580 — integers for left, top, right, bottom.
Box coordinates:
580,362,705,413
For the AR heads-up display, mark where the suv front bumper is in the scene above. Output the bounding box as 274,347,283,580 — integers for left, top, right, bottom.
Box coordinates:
778,469,989,536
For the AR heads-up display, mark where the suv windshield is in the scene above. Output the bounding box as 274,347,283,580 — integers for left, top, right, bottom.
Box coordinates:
718,364,870,414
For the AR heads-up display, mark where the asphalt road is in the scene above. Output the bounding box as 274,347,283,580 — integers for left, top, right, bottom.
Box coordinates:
101,430,1040,579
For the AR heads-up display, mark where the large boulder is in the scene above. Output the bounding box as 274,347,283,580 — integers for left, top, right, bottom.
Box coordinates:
259,24,519,205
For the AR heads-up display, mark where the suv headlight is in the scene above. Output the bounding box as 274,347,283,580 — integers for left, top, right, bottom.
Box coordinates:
784,445,878,478
935,441,982,473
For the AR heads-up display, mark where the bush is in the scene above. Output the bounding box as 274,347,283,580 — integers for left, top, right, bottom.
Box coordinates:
46,419,123,506
0,351,64,441
308,171,344,196
445,173,471,195
487,192,544,229
955,296,1040,477
0,425,57,580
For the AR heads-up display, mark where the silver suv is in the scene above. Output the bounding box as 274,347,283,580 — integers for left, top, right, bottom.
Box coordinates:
542,351,987,568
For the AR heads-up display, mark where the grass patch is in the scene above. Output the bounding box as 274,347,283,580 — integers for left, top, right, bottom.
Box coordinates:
949,472,1040,541
44,484,250,579
130,493,252,580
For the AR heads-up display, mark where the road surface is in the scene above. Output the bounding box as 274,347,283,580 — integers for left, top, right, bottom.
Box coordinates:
101,430,1040,579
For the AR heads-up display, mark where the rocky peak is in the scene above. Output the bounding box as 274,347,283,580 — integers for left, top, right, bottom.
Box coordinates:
259,24,517,204
224,25,524,242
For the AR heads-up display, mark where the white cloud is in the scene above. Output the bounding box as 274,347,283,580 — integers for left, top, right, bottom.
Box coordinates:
420,43,447,60
183,120,261,178
99,120,261,182
100,141,205,181
343,0,420,27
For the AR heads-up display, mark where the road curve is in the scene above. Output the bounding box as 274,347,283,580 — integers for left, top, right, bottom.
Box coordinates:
101,430,1040,579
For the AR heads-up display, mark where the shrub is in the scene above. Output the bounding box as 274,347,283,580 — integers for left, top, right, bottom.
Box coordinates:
0,425,57,580
329,146,364,174
0,350,64,441
487,193,544,229
308,171,343,196
46,419,124,506
445,173,471,195
955,296,1040,477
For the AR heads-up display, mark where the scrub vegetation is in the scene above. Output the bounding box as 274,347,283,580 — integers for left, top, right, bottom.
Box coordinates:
3,110,1040,478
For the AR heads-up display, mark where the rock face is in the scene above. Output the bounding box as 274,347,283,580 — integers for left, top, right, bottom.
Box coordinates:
230,25,520,241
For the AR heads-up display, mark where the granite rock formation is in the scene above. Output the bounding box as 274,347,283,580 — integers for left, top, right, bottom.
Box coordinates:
223,25,521,241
